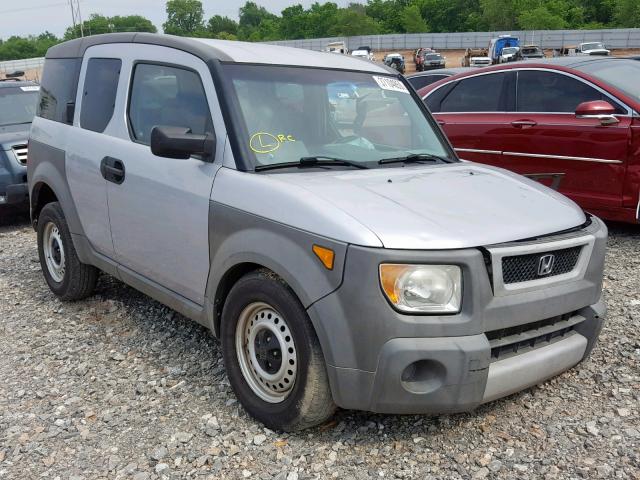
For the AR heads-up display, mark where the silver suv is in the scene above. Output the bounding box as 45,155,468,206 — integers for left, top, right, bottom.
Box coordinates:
28,34,607,431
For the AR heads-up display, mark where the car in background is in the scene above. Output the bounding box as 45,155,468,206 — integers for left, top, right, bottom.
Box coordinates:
499,46,521,63
488,35,519,64
351,49,374,61
419,57,640,224
417,52,446,71
0,79,39,211
406,67,468,91
577,42,610,56
383,53,405,73
461,48,492,68
521,45,545,60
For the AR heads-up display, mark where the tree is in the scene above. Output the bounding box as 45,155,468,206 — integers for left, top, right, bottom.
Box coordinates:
518,6,567,29
207,15,238,36
400,4,429,32
163,0,205,36
280,4,310,39
613,0,640,27
64,14,156,39
329,6,382,36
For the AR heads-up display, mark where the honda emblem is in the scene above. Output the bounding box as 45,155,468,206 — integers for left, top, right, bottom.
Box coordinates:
538,254,555,276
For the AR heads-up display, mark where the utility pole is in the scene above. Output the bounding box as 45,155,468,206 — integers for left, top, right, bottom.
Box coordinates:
69,0,84,37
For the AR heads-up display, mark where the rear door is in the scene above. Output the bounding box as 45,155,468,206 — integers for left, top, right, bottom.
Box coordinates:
504,69,631,210
425,71,515,164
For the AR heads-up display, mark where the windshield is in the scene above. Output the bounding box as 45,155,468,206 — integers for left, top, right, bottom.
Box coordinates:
425,54,442,60
583,43,604,50
223,65,454,170
0,86,39,127
578,60,640,103
522,47,541,55
502,48,518,54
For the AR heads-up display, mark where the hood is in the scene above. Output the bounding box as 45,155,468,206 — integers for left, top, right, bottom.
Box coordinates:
274,163,586,249
0,124,30,150
585,49,610,55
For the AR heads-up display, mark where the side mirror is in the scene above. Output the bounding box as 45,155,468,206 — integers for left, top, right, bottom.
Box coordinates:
575,100,619,126
150,126,216,160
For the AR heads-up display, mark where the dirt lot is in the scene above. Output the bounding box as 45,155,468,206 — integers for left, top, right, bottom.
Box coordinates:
0,210,638,480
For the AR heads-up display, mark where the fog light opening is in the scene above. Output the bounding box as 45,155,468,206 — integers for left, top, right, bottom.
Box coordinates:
401,359,446,394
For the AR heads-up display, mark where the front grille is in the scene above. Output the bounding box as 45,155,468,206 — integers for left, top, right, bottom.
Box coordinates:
486,313,583,361
12,145,27,165
502,246,581,284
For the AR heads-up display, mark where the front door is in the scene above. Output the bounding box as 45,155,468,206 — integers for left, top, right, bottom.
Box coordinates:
94,44,225,305
426,71,515,165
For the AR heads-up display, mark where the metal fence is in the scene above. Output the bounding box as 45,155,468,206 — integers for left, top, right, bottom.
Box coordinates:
265,28,640,51
0,57,45,74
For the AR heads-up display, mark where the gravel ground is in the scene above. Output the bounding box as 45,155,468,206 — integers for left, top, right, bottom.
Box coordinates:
0,212,638,480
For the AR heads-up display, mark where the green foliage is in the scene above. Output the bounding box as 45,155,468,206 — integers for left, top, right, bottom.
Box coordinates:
163,0,206,36
613,0,640,27
208,15,239,37
64,14,157,39
400,4,429,33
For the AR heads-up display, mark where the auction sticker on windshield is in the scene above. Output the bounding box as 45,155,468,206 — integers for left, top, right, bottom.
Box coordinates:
373,76,409,94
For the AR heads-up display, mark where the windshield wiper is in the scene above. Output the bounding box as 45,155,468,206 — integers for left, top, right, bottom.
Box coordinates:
378,153,453,165
255,156,369,172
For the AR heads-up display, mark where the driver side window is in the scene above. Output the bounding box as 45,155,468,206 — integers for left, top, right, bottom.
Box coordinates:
127,63,213,145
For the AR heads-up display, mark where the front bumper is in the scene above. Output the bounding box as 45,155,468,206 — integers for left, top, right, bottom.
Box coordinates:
0,182,28,206
307,217,607,414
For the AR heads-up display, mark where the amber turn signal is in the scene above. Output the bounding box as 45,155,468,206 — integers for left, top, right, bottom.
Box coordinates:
312,245,335,270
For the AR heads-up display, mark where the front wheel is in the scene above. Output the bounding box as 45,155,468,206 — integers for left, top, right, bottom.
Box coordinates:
221,270,335,431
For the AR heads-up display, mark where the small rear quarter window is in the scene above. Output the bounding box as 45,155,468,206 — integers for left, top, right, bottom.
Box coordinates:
37,58,82,124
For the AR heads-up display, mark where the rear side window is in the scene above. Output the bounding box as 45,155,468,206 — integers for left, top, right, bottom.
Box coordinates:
516,70,625,114
37,58,82,124
127,63,213,145
439,73,509,112
80,58,121,133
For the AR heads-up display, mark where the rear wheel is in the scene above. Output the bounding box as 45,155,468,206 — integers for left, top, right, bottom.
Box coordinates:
221,270,335,431
37,202,98,301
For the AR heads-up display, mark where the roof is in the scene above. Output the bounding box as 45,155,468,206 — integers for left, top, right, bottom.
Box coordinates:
407,67,468,78
46,33,391,74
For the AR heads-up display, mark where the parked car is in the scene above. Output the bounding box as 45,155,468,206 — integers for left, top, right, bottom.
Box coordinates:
351,49,374,61
0,79,39,211
499,46,521,63
461,48,491,68
383,53,405,73
419,57,640,224
406,67,468,90
576,42,610,56
521,45,545,60
30,34,606,432
417,52,446,71
488,35,519,64
325,41,348,54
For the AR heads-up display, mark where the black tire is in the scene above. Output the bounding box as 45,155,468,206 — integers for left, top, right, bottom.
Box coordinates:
221,269,336,431
37,202,98,301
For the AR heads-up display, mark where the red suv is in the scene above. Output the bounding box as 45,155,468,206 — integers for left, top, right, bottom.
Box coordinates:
419,58,640,224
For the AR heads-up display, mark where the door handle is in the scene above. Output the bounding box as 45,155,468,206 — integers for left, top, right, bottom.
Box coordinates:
100,157,126,184
511,120,537,128
436,119,446,126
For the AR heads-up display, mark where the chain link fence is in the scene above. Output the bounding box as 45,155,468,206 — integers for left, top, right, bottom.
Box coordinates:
0,57,45,76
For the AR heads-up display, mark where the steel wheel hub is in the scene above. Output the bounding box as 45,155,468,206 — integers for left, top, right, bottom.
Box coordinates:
43,222,65,283
235,302,297,403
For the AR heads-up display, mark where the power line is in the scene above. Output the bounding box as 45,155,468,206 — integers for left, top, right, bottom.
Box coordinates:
69,0,84,37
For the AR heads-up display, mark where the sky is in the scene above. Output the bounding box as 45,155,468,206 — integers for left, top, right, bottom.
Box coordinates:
0,0,355,39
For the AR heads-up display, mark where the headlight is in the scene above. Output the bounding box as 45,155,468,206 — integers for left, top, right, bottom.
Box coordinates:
379,264,462,313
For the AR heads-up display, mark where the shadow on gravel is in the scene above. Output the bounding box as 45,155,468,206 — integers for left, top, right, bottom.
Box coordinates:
0,209,30,230
606,220,640,238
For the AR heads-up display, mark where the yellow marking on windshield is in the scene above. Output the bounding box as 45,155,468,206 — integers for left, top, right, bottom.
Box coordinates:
249,132,296,154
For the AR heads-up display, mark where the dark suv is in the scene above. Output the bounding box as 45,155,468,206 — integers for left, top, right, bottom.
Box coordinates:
0,80,39,211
